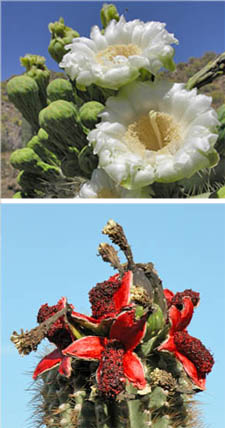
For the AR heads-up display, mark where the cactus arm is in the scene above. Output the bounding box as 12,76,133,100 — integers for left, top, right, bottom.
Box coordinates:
186,52,225,90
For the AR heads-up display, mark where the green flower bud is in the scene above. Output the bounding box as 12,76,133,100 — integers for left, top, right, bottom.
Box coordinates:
48,17,79,63
100,4,120,29
7,75,42,132
78,145,98,177
10,147,42,170
20,54,50,106
79,101,105,129
209,185,225,199
13,191,24,198
27,135,59,166
10,147,61,181
37,128,64,160
47,78,74,104
39,100,87,151
216,186,225,198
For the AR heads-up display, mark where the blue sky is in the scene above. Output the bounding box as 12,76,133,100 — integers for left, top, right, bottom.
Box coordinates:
1,202,225,428
1,1,225,80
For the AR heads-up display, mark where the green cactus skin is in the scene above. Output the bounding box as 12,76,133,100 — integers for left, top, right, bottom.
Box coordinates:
61,147,83,178
79,101,105,129
17,170,49,194
34,359,198,428
47,79,74,104
48,17,79,63
20,54,50,107
76,83,116,106
7,75,42,132
27,135,60,166
10,147,61,181
37,128,65,161
78,145,98,177
39,100,87,151
144,305,166,342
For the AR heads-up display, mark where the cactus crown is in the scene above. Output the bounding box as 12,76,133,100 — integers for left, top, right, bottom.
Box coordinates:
11,220,214,428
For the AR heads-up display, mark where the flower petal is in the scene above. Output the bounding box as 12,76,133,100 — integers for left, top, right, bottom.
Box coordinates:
63,336,107,361
168,305,182,332
69,310,113,335
158,335,176,353
176,297,194,331
70,310,100,325
89,80,219,189
123,350,146,389
174,351,206,390
60,17,178,89
58,356,72,378
110,310,146,351
33,349,62,379
77,169,149,199
164,289,174,303
113,271,132,312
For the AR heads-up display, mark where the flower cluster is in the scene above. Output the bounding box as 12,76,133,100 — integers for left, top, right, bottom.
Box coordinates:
7,4,224,199
28,276,214,398
58,5,220,197
11,220,214,400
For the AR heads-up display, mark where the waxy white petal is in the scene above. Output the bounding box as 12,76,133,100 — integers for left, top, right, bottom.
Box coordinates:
60,16,178,89
88,81,219,189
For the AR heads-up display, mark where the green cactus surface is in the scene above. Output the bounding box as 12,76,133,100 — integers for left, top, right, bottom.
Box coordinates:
78,145,98,177
27,135,59,166
39,100,87,151
7,75,43,132
10,147,61,181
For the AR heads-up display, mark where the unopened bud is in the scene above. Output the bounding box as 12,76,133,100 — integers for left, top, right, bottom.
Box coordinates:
100,4,120,29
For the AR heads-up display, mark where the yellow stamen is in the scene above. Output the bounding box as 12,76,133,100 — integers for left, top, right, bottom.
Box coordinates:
124,110,182,156
96,44,141,64
149,110,163,149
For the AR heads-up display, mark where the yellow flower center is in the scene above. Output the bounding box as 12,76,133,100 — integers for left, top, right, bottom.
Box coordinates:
124,111,182,156
97,188,120,198
96,44,141,64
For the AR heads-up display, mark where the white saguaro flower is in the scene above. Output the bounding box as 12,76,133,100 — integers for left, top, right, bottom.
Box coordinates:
77,169,150,198
88,81,219,189
60,17,178,90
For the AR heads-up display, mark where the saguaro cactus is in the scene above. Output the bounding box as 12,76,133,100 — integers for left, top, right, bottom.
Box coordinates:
6,3,225,198
11,220,214,428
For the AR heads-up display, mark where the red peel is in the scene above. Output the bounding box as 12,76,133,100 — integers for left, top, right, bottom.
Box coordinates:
159,288,213,389
33,348,72,379
63,308,147,397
